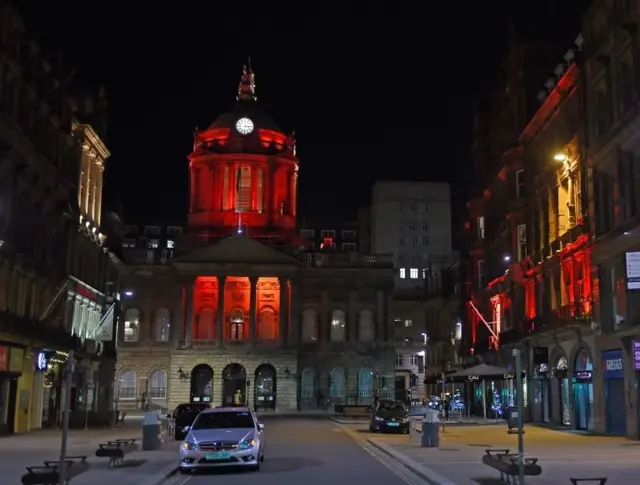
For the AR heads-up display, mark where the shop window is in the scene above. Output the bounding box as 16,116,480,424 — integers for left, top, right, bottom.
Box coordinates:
149,369,167,407
123,308,140,342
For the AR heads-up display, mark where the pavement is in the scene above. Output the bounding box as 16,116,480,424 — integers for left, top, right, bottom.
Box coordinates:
335,421,640,485
177,415,428,485
3,421,179,485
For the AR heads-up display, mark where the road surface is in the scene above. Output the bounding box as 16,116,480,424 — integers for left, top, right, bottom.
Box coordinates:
170,417,423,485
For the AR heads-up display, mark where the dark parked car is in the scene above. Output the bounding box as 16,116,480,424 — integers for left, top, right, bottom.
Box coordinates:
369,400,409,434
168,403,212,440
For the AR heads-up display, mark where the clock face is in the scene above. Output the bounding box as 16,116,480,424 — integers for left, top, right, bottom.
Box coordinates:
235,117,254,135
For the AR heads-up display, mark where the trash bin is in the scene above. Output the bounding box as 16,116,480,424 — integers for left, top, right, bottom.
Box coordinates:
142,412,161,451
421,409,439,447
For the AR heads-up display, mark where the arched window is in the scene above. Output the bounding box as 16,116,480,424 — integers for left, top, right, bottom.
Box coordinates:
329,367,346,401
153,308,171,342
123,308,140,342
149,369,167,407
258,307,277,340
300,367,315,399
330,310,346,342
194,308,215,340
357,368,374,405
358,310,374,342
118,370,137,400
301,309,318,341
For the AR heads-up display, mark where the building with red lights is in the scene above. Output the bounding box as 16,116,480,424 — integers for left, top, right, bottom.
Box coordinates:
462,2,640,438
115,67,396,412
461,32,594,429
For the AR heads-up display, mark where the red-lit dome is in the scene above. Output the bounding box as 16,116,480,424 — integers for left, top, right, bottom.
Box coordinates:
187,66,299,241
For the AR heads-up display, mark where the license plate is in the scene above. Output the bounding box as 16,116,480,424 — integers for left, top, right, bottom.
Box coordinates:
387,422,400,427
205,452,230,460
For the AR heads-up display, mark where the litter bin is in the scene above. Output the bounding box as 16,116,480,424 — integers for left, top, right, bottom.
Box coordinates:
421,409,439,447
142,412,161,451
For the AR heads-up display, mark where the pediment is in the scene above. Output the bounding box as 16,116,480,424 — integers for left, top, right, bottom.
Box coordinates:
174,236,301,266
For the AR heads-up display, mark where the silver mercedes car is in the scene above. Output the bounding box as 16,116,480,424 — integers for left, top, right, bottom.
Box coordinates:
179,407,265,473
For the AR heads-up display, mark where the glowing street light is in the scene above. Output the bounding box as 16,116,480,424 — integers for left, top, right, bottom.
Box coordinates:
503,255,511,262
554,153,568,162
123,290,133,297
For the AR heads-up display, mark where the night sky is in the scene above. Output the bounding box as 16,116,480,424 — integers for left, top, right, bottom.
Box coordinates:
16,1,589,231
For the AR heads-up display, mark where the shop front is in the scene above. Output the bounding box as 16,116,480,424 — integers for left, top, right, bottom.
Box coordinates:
0,345,26,435
29,350,50,430
531,347,550,423
572,348,594,431
602,348,627,436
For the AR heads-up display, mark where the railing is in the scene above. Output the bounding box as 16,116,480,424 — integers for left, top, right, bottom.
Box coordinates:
303,252,394,267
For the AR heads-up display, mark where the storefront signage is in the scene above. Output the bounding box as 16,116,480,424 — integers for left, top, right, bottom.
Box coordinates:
574,371,592,382
75,283,98,302
0,347,7,372
633,341,640,371
626,252,640,289
35,352,48,371
601,349,624,379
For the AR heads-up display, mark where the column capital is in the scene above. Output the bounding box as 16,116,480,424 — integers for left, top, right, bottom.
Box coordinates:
218,275,227,284
249,275,259,285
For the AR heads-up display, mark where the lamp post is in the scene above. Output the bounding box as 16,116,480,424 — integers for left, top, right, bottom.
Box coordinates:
512,348,525,485
58,351,76,485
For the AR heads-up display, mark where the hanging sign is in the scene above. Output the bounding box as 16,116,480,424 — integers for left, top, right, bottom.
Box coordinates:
35,352,48,371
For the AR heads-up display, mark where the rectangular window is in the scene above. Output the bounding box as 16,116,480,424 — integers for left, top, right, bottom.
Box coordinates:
396,354,404,366
300,229,315,238
410,222,418,230
399,237,406,246
399,268,406,279
477,216,485,239
412,237,418,246
235,165,252,212
516,169,525,198
422,222,428,231
341,230,356,239
398,253,405,263
422,237,428,245
341,242,357,252
320,230,335,238
517,224,527,261
404,319,412,328
410,204,418,212
477,260,486,289
410,268,419,279
399,203,404,211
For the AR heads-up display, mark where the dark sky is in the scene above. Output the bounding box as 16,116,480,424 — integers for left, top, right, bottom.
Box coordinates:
16,1,588,226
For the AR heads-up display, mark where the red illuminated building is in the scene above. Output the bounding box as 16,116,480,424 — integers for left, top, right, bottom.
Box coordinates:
188,66,298,241
114,66,396,414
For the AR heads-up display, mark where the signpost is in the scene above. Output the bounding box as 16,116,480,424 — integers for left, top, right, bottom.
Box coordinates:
512,348,525,485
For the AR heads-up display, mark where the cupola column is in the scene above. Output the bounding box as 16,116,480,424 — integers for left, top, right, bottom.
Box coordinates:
249,276,258,344
216,276,226,345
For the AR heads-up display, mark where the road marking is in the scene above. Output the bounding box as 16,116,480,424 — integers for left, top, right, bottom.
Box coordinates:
335,423,425,485
167,473,191,485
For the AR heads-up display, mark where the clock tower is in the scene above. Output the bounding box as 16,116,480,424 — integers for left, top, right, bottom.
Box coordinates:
187,66,299,241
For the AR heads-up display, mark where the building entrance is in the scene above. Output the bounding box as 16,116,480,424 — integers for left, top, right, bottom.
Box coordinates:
222,363,247,407
254,364,276,411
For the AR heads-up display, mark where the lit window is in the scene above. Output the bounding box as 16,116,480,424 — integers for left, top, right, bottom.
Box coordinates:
166,239,175,249
399,268,406,279
410,268,418,279
404,319,412,328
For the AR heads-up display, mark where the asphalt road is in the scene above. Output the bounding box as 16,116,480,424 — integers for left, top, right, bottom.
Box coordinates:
170,417,423,485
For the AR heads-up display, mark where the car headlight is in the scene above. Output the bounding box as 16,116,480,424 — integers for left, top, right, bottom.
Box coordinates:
373,416,384,421
238,438,255,450
402,418,409,423
182,440,199,451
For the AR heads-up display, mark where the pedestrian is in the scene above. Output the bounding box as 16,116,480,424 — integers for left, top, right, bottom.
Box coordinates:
444,396,450,421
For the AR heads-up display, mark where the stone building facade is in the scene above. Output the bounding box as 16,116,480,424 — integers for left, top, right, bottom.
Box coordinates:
114,67,395,412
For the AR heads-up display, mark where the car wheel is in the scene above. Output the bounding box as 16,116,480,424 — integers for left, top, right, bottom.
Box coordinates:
260,454,265,462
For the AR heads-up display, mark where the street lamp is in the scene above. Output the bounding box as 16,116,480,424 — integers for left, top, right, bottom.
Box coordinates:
553,153,568,162
123,290,133,297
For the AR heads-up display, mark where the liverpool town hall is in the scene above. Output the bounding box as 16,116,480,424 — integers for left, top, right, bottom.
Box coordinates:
114,67,396,412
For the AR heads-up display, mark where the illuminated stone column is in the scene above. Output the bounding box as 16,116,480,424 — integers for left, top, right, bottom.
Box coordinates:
278,277,288,346
184,283,194,347
375,290,384,343
94,164,104,226
249,276,257,344
189,164,197,212
291,170,298,218
251,166,258,211
289,278,300,344
216,276,225,345
348,291,357,342
320,290,329,344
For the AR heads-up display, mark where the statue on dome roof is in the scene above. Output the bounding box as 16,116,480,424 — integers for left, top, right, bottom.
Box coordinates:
237,64,256,102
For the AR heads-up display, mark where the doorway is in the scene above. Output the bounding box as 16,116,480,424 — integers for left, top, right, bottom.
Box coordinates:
254,364,277,411
222,364,247,406
190,364,213,403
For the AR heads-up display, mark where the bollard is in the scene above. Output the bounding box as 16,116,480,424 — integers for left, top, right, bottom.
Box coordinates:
142,412,161,451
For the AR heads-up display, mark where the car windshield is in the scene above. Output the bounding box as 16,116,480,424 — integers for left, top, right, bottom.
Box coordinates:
175,404,209,416
192,411,255,430
377,403,406,416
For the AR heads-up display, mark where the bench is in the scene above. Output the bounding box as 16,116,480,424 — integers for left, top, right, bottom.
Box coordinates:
570,479,607,485
95,438,139,468
21,456,90,485
481,449,542,484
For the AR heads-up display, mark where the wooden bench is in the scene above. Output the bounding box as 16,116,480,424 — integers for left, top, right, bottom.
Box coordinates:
21,456,89,485
95,438,138,468
570,479,607,485
481,449,542,484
